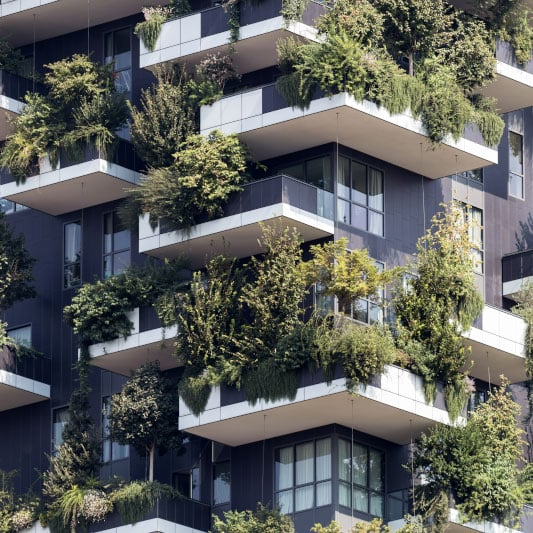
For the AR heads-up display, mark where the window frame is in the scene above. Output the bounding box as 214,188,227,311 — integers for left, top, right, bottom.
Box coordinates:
6,324,32,347
508,130,524,200
337,156,385,237
460,203,484,275
274,437,332,515
101,396,129,463
102,211,131,278
51,406,70,454
63,220,82,290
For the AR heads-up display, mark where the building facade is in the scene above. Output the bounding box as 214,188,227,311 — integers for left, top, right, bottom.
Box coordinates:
0,1,532,532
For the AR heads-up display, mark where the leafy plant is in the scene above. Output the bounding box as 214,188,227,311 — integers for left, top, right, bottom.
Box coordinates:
0,54,128,182
212,503,295,533
0,39,24,74
393,203,483,420
130,131,252,231
109,362,183,481
135,6,173,52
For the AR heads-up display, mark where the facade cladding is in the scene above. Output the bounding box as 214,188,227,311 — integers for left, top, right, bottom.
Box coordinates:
0,1,532,532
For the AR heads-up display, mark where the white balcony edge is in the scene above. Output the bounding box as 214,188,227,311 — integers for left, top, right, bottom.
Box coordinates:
20,518,207,533
0,369,50,398
179,364,463,431
140,13,317,69
0,0,57,17
496,60,533,88
200,91,498,167
464,305,526,360
138,203,334,255
503,278,533,300
0,158,140,198
0,94,23,114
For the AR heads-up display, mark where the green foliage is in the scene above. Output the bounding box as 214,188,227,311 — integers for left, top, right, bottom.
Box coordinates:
394,203,483,418
109,362,183,481
130,131,251,231
281,0,310,23
0,39,24,74
178,373,212,416
111,481,177,525
413,380,526,528
0,470,39,533
0,54,128,182
212,503,295,533
302,237,399,311
135,6,171,52
276,1,504,146
312,518,391,533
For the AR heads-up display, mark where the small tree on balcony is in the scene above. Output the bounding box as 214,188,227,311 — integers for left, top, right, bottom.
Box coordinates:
109,361,183,482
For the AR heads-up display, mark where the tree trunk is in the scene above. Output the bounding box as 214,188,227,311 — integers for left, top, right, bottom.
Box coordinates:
408,51,414,77
149,443,155,482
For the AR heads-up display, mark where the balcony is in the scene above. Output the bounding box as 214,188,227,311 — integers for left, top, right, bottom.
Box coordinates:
139,0,325,73
389,510,522,533
0,347,50,412
480,40,533,113
502,249,533,302
139,174,334,268
0,70,33,140
463,305,526,385
87,307,178,377
0,0,165,47
200,84,498,179
179,365,463,448
0,141,142,216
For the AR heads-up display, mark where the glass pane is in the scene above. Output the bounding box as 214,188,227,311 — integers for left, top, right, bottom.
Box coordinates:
353,444,367,486
103,213,113,254
338,439,351,482
369,303,383,325
64,222,81,263
296,442,314,485
103,255,112,280
213,462,231,505
306,156,331,191
0,198,14,214
7,325,31,346
275,447,293,491
337,157,351,199
316,481,331,506
370,492,384,517
368,168,383,211
509,173,523,198
52,408,69,451
113,250,131,275
339,482,351,508
351,204,366,230
318,190,334,220
369,449,383,490
351,161,366,205
64,262,81,288
276,490,293,514
354,487,368,513
113,213,130,251
112,441,129,460
509,131,523,175
368,211,383,236
114,28,131,56
104,32,113,62
115,69,132,94
192,467,200,500
295,485,313,511
316,438,331,481
102,438,111,463
337,199,350,224
353,299,368,323
281,163,304,181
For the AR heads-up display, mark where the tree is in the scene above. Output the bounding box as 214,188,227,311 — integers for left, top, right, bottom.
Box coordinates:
109,361,183,481
376,0,453,76
212,504,295,533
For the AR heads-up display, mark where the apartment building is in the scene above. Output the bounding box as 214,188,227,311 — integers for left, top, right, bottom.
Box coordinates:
0,1,532,532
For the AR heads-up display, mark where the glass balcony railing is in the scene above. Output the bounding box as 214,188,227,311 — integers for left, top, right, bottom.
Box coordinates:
0,346,51,385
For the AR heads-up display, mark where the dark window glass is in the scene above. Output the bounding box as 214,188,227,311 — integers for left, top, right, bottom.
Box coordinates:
213,462,231,505
64,221,81,289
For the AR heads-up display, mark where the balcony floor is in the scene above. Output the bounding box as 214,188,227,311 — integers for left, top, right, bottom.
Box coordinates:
0,370,50,412
0,159,140,215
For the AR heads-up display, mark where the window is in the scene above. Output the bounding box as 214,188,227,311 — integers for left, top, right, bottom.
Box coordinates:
52,407,70,453
337,157,384,236
105,28,132,99
456,168,483,185
352,261,385,324
509,131,524,199
103,212,131,278
338,439,384,518
278,155,333,192
7,325,31,347
275,438,332,514
213,461,231,505
102,397,129,463
0,199,28,214
63,221,81,289
460,204,483,274
174,467,200,500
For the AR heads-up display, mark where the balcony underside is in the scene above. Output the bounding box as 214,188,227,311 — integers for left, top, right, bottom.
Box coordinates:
0,0,165,46
0,371,50,412
203,94,498,179
142,22,315,75
0,96,22,140
88,326,179,377
0,160,139,215
481,61,533,113
139,204,334,267
180,370,457,447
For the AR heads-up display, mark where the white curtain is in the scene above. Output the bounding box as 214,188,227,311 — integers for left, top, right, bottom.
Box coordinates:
296,442,314,485
368,168,383,211
276,447,293,491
